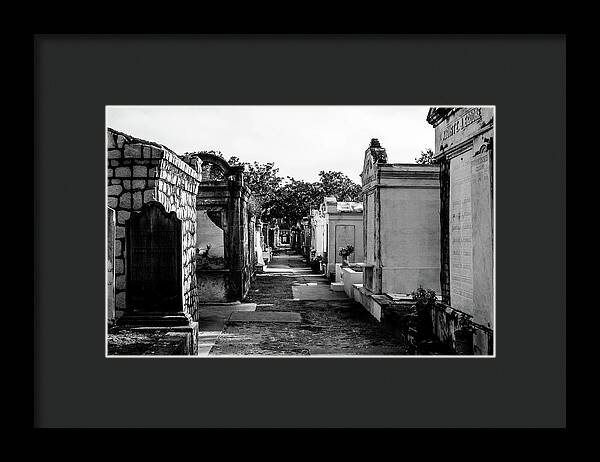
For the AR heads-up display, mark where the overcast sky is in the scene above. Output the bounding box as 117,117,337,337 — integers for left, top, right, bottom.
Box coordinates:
106,106,434,184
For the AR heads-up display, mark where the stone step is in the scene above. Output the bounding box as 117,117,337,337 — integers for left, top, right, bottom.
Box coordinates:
330,282,344,292
228,311,301,323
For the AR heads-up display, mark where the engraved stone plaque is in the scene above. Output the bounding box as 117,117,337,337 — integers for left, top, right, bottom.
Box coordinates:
471,144,494,326
126,201,182,312
449,151,474,314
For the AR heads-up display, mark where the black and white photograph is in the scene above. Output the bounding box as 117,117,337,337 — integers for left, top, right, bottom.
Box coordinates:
106,105,495,357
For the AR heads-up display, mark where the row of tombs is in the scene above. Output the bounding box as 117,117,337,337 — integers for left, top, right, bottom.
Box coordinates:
293,107,494,355
105,125,317,354
106,128,270,354
106,106,494,355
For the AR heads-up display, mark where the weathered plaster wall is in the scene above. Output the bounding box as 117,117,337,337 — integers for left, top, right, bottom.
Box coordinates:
361,145,440,296
106,128,200,319
365,192,375,265
379,184,441,294
196,210,226,260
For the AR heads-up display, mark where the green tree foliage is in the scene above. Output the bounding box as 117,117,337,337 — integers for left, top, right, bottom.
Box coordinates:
415,148,435,165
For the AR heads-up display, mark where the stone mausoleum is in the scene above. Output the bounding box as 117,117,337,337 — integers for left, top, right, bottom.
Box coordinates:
107,129,260,354
180,152,258,304
353,138,441,320
106,128,201,353
427,107,494,355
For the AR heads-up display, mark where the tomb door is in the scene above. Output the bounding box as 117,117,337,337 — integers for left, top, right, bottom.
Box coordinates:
126,201,182,313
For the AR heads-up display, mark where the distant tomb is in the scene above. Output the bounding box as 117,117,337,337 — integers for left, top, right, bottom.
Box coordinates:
321,196,364,281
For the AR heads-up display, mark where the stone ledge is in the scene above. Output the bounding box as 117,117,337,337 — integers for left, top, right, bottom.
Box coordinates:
108,322,199,356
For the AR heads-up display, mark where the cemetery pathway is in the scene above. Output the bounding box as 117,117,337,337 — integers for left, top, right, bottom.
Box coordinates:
208,250,408,355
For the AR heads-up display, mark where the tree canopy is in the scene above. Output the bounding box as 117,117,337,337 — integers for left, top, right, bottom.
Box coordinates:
187,152,363,226
318,171,362,203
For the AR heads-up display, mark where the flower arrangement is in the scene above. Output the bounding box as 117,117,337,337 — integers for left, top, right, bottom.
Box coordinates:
338,244,355,258
410,286,437,307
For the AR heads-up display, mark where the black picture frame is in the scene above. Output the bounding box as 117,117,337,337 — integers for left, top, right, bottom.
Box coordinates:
34,34,566,428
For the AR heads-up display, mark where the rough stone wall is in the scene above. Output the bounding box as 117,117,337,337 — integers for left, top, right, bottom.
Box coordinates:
107,207,116,324
430,303,493,355
438,158,451,303
107,128,201,319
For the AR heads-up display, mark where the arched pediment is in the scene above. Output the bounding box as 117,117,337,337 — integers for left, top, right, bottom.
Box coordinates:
184,152,238,181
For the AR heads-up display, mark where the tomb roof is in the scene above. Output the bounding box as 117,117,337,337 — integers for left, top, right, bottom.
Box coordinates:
107,127,177,156
426,107,460,127
336,202,363,213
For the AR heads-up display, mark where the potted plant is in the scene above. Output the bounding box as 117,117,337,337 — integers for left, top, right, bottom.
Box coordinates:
410,286,436,341
454,313,475,355
311,255,323,272
338,244,355,267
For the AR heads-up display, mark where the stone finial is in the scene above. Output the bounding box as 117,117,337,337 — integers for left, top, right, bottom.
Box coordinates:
367,138,388,164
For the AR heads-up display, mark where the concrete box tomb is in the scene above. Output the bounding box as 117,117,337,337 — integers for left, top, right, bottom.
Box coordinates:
322,196,364,281
427,107,494,355
254,220,266,271
300,216,311,261
309,208,327,271
352,138,441,326
279,228,290,246
184,152,257,303
360,139,441,296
